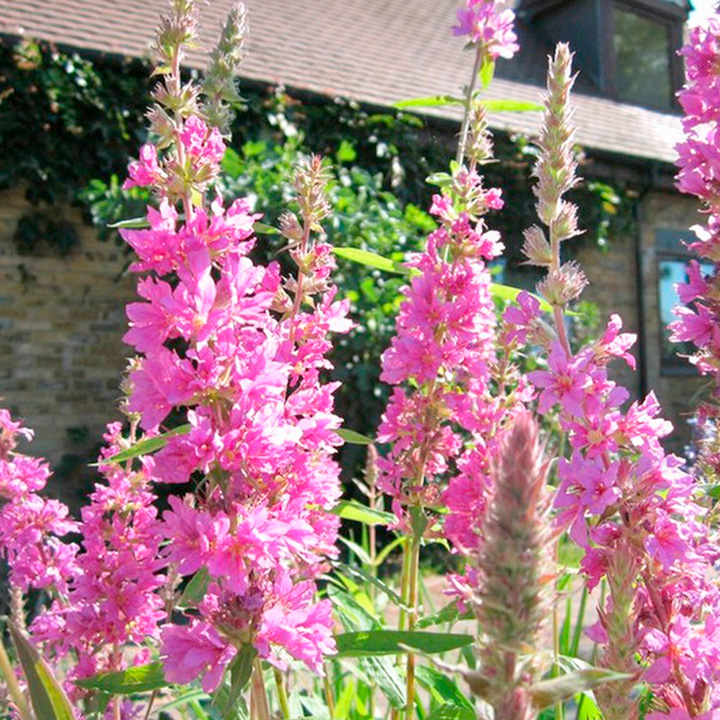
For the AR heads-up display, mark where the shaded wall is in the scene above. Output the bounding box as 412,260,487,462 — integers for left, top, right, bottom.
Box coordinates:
0,188,134,471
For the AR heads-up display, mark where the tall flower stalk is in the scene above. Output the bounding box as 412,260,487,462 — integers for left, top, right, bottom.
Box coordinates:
507,43,720,719
378,2,520,717
119,0,350,703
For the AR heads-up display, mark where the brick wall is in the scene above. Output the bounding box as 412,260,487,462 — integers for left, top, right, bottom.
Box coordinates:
0,188,135,472
577,189,704,453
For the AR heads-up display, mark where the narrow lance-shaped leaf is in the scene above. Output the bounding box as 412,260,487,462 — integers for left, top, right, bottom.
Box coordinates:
331,499,395,526
393,95,464,109
335,630,474,657
333,247,409,275
479,99,544,113
336,428,374,445
9,622,77,720
178,566,210,606
74,661,168,695
104,424,191,464
107,216,150,229
529,668,632,711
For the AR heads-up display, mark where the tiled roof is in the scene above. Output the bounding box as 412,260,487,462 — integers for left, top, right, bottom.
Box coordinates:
0,0,683,164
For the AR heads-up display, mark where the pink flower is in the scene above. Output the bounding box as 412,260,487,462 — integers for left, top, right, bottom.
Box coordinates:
644,514,692,571
453,0,519,59
123,144,164,190
161,621,236,692
527,342,591,416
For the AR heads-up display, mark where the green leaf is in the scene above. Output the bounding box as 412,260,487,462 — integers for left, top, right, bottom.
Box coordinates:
360,656,405,709
479,99,544,113
334,630,473,657
332,500,395,526
9,623,77,720
218,645,255,717
425,171,453,188
374,535,406,567
335,562,409,610
158,689,210,713
179,567,210,606
338,537,373,567
479,58,495,89
576,692,603,720
74,662,167,695
426,704,476,720
336,428,374,445
333,247,408,275
253,222,279,235
415,665,474,710
530,669,631,711
416,601,472,629
104,424,191,464
106,216,149,229
393,95,464,110
334,675,356,719
336,140,357,163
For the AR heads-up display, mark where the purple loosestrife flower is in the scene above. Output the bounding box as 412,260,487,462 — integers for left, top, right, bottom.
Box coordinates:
453,0,519,59
114,5,350,685
506,42,720,719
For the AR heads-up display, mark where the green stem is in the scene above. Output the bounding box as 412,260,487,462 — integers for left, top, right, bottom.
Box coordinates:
569,586,588,657
273,668,290,720
405,532,421,720
456,45,485,166
552,600,564,720
0,636,32,720
323,671,335,719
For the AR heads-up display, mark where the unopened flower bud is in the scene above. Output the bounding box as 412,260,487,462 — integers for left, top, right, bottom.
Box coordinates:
536,261,587,305
204,3,248,133
467,102,494,166
294,155,332,226
553,200,582,242
522,225,552,266
278,211,304,244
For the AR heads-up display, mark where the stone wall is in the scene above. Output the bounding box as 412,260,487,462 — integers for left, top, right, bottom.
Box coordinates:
577,189,704,453
0,188,135,478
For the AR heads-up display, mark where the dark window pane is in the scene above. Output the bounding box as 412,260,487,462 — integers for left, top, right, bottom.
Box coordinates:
613,8,671,109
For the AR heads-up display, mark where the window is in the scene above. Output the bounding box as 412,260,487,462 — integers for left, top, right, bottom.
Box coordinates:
656,229,712,371
612,7,673,110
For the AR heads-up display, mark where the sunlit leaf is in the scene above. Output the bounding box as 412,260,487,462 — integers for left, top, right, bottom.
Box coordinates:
479,99,543,113
530,668,631,710
331,500,395,526
333,247,408,275
104,424,191,464
393,95,464,110
336,428,374,445
335,630,473,657
9,623,76,720
74,662,167,695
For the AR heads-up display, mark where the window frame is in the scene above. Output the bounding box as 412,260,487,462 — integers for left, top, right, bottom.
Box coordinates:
655,229,706,376
604,1,684,112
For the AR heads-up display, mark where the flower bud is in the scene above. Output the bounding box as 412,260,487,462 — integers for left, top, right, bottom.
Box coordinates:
278,211,304,244
204,3,248,133
536,261,587,306
521,225,552,266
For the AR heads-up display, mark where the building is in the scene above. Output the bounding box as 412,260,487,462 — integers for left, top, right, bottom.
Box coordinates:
0,0,703,464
